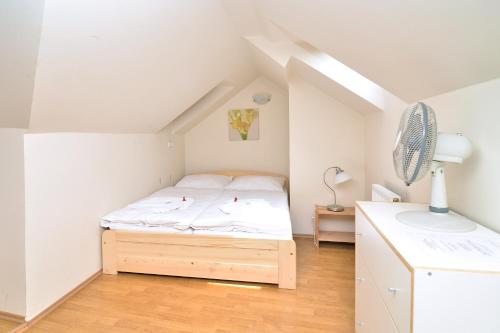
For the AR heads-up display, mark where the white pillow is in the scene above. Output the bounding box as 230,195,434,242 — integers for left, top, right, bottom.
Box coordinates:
175,174,233,189
225,175,285,192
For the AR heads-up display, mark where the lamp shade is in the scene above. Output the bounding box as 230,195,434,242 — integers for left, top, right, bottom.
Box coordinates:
334,170,352,185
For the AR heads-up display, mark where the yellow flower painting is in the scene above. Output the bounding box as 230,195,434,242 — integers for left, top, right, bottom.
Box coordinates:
228,108,259,141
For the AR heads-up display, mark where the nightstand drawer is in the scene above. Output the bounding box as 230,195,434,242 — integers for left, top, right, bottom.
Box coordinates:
356,211,412,333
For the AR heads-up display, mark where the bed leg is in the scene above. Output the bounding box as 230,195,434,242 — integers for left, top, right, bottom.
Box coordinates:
278,240,296,289
102,230,118,275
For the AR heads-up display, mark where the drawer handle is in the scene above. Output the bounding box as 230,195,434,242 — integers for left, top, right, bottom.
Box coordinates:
355,277,365,282
356,321,365,327
355,232,363,236
387,287,401,294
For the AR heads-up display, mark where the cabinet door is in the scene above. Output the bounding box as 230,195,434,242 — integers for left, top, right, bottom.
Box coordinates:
356,256,399,333
356,212,412,332
413,269,500,333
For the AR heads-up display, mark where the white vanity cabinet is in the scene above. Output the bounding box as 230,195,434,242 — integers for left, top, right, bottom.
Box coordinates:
355,202,500,333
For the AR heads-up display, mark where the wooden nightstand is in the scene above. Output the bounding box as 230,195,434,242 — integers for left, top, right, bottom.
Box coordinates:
314,206,355,247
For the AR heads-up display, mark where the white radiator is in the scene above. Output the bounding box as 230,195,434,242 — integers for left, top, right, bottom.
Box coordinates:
371,184,401,202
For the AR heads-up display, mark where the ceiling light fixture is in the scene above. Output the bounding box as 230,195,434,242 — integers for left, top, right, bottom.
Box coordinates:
252,93,272,105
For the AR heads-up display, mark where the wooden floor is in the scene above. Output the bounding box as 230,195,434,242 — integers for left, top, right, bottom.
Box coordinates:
0,318,21,333
26,238,355,333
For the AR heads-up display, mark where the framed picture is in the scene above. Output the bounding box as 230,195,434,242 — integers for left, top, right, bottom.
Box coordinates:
228,108,259,141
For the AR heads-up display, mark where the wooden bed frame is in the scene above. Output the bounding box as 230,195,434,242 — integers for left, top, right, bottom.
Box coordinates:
102,171,296,289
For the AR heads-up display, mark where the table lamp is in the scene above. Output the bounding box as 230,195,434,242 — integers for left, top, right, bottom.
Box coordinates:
323,166,352,212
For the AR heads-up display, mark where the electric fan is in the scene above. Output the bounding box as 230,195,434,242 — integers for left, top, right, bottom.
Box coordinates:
393,102,476,232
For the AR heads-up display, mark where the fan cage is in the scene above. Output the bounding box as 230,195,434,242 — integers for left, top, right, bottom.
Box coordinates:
393,102,437,185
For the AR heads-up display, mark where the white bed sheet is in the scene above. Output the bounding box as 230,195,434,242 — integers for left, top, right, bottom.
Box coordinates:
106,223,193,234
101,187,222,229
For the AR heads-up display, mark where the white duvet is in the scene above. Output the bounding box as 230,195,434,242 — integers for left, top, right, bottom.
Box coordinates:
101,187,222,229
101,187,292,239
190,190,291,235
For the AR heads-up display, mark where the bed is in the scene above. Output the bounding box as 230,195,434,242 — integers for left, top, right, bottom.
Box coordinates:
101,171,296,289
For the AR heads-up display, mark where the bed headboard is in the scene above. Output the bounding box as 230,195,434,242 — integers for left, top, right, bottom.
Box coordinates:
192,170,289,191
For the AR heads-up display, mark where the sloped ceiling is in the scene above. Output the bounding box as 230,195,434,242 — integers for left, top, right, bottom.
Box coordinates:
169,82,237,134
0,0,45,128
251,0,500,102
29,0,256,133
5,0,500,132
246,35,403,114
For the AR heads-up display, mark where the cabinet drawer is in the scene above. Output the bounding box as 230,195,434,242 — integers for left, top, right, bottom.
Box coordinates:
356,212,412,333
355,256,399,333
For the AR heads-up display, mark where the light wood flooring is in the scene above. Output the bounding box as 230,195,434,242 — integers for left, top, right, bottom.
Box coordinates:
0,318,21,333
25,238,355,333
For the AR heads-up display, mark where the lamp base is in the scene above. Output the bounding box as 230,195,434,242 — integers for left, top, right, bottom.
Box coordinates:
326,204,345,212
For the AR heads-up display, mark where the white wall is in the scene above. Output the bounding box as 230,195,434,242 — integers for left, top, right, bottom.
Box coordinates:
160,126,186,186
0,129,26,316
365,78,500,232
23,131,184,320
289,75,366,235
185,77,289,176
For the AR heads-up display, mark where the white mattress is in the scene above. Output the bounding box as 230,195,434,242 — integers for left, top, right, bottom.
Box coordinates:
192,229,291,240
102,188,292,240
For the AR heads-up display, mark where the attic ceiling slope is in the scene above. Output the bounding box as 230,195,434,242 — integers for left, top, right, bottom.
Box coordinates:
170,82,237,135
246,35,403,114
29,0,256,133
0,0,45,128
255,0,500,101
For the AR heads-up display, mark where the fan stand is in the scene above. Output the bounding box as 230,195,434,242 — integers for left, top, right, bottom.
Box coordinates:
397,162,477,233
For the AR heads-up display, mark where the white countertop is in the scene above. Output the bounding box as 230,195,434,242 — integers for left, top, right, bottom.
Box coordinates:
356,201,500,273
